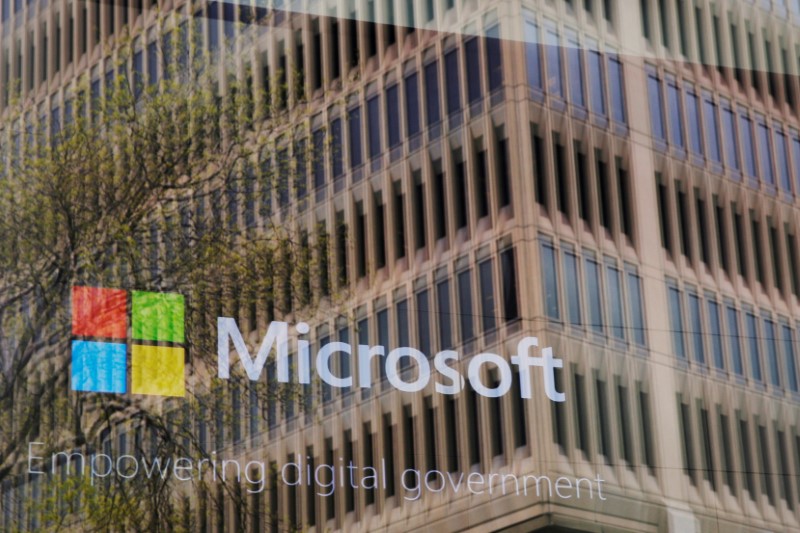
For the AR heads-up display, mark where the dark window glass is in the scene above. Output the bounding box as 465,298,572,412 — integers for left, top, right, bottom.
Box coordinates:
745,312,762,382
626,270,646,346
775,127,791,193
437,279,452,350
781,324,799,393
687,292,705,365
478,259,496,332
424,61,440,126
405,72,421,137
739,110,757,177
756,119,775,186
444,49,461,115
367,95,381,160
647,73,664,140
763,318,781,388
685,89,702,154
541,241,560,320
585,256,603,335
567,39,584,107
416,290,431,356
721,103,739,171
331,118,343,178
703,93,721,163
707,299,724,370
608,56,626,124
666,79,683,149
606,263,624,340
386,84,401,148
563,250,582,327
348,105,362,168
588,49,606,116
457,269,475,342
726,305,744,376
668,285,685,359
485,25,503,91
464,37,482,102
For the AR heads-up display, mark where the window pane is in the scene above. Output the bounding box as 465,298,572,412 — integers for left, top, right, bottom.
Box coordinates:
478,259,496,332
708,299,724,370
688,292,705,365
464,37,482,102
763,318,781,388
739,110,757,177
721,103,739,171
668,286,685,359
367,95,381,159
703,93,721,163
774,126,791,193
563,250,582,327
608,56,626,124
626,271,646,346
331,118,343,178
756,119,775,186
588,49,606,116
541,242,560,320
457,269,475,342
405,72,421,137
585,256,603,334
444,49,461,115
791,134,800,194
348,105,362,168
524,21,542,90
424,61,441,125
485,25,503,91
781,324,798,393
647,73,664,140
567,40,585,107
606,263,624,340
416,290,431,356
546,29,563,96
726,306,744,376
685,89,702,154
745,312,762,382
666,80,683,148
386,84,401,148
437,279,452,350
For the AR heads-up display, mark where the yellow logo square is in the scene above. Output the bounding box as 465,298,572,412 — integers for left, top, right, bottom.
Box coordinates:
131,345,186,397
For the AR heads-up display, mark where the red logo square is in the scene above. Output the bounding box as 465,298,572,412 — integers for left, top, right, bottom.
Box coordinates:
72,286,128,339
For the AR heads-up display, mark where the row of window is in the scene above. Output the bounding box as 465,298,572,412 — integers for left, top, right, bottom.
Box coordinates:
655,175,800,301
642,0,800,116
667,282,800,395
523,15,627,127
678,394,800,513
539,235,647,347
648,68,800,200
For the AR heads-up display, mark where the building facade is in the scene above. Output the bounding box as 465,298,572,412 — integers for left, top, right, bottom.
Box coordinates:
3,0,800,532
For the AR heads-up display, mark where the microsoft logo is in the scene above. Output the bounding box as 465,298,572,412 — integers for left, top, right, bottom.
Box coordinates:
71,286,186,397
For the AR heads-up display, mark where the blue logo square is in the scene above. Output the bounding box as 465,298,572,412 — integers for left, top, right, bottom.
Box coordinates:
71,340,127,393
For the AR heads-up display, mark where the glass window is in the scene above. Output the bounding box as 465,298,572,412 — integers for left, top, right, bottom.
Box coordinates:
608,55,626,124
687,292,705,365
774,126,791,193
313,129,325,189
721,101,739,171
485,24,503,92
524,21,542,90
348,104,362,168
546,29,563,97
707,298,724,370
781,324,798,393
458,269,475,342
666,79,683,149
376,308,389,382
541,241,560,320
464,37,482,103
424,61,441,125
478,259,497,333
416,289,431,356
668,285,686,359
606,263,625,341
626,269,646,346
763,317,781,388
726,305,744,376
756,118,775,186
500,247,520,322
331,118,343,178
685,88,702,155
437,279,452,350
567,38,585,107
563,249,582,327
367,94,381,160
703,93,721,163
147,41,158,86
405,71,421,137
739,109,757,178
444,49,461,115
386,84,400,148
647,72,664,140
585,255,603,335
745,312,763,382
588,49,606,116
791,132,800,195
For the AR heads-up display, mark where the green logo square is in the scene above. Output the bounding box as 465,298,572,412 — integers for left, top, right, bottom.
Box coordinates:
131,291,185,343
